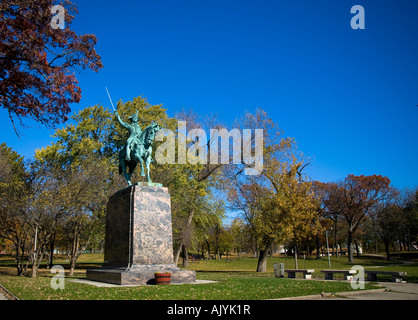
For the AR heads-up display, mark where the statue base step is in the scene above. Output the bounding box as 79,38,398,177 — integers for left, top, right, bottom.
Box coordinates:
87,264,196,285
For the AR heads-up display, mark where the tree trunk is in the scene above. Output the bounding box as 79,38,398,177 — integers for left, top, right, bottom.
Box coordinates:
205,239,211,260
355,240,360,257
406,233,411,252
31,228,39,278
215,224,220,260
49,231,56,267
256,241,273,272
31,254,37,278
253,237,259,258
384,241,391,261
32,249,45,279
316,234,320,259
182,244,189,268
333,220,339,258
347,228,354,263
173,209,194,266
174,243,181,266
294,244,298,269
69,229,79,276
15,238,25,276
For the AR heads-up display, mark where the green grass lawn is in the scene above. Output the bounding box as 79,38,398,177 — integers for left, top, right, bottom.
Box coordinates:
1,253,416,300
0,272,375,300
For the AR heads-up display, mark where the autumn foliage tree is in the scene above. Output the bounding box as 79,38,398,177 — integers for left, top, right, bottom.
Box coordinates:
313,181,344,257
0,0,102,133
255,160,320,271
224,110,320,272
0,143,31,275
324,174,392,262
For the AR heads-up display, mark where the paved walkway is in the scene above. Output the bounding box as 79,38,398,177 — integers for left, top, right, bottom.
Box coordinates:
277,281,418,300
0,283,19,300
329,282,418,300
329,255,418,300
0,286,9,300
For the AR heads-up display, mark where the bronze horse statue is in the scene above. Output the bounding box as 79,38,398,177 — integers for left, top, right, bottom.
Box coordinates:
116,115,161,185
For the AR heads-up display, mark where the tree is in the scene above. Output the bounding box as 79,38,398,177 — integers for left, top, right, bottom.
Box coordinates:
33,152,110,276
223,109,292,261
165,110,224,267
224,109,320,272
228,217,251,255
204,201,228,260
0,0,102,133
254,160,321,271
169,163,221,266
400,189,418,251
26,166,62,278
374,200,402,261
34,105,118,274
314,181,343,258
193,200,226,260
0,143,31,275
60,158,108,275
332,175,392,263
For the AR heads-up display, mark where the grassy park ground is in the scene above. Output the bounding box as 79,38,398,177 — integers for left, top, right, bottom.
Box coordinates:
0,253,417,300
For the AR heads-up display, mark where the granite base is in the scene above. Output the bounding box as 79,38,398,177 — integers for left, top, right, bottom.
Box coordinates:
86,184,195,285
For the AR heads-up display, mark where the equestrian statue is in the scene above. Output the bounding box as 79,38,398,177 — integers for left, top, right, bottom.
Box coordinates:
114,110,161,186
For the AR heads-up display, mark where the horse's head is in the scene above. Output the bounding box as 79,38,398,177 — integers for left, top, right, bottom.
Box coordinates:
150,122,161,133
143,122,161,145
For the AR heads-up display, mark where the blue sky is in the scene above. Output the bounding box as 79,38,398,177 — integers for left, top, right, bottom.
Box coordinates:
1,0,417,189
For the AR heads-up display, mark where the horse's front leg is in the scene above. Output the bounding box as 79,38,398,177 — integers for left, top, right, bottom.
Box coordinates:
126,161,137,186
139,157,145,177
123,163,132,186
146,158,152,183
125,173,132,186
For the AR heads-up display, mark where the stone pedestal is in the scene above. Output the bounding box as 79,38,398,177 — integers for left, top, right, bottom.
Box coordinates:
86,183,195,285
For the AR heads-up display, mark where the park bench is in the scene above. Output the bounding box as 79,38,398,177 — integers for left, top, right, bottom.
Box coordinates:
321,269,356,280
365,270,407,283
284,269,315,279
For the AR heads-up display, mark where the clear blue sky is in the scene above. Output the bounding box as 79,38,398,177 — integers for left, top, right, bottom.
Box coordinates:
1,0,417,189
